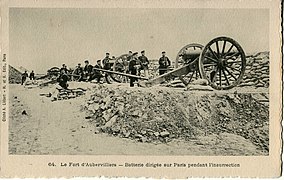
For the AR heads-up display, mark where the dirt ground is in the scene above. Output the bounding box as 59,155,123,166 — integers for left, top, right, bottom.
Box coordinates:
9,83,268,155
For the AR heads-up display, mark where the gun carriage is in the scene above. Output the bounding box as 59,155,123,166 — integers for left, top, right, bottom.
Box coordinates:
93,36,246,90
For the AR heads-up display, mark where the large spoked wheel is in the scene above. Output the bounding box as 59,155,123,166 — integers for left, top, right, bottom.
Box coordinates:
199,36,246,90
175,43,203,68
176,43,204,85
110,54,130,83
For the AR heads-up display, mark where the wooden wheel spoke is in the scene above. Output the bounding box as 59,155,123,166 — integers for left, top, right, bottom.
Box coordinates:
203,63,217,67
219,67,222,86
223,44,234,57
208,46,219,60
188,71,194,82
204,55,218,63
221,40,226,54
224,67,238,80
212,67,219,83
224,52,240,61
222,69,230,85
216,41,220,56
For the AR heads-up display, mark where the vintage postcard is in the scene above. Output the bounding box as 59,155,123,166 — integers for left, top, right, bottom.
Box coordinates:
0,0,282,178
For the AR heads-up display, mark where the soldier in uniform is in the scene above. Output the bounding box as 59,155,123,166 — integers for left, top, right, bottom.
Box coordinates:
58,65,69,89
128,52,141,87
29,70,35,84
102,52,112,70
138,50,149,78
125,51,133,74
93,60,103,83
102,53,112,81
29,70,35,80
158,51,171,75
60,64,68,74
21,71,28,85
75,63,84,81
84,60,93,81
127,51,133,62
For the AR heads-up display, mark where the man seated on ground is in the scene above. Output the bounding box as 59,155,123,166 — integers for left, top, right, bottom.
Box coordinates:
84,60,93,81
75,63,84,81
58,66,69,89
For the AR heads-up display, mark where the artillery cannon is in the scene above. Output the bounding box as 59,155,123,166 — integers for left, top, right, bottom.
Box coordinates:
94,36,247,90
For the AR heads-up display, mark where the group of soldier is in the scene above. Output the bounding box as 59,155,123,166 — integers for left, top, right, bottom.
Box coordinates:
57,50,172,88
21,70,35,85
128,50,171,87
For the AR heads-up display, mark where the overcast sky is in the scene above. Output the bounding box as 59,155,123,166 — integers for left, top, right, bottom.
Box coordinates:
10,8,269,73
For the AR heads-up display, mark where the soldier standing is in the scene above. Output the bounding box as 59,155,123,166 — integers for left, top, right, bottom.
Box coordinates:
129,52,141,87
138,50,149,78
102,52,111,70
158,51,171,75
29,70,35,84
60,64,68,74
102,53,112,81
21,71,28,85
127,51,133,62
84,60,93,81
29,70,35,80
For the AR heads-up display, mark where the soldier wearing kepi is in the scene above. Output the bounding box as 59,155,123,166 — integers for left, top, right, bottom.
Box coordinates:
21,71,28,85
84,60,93,81
93,60,103,83
75,63,84,81
158,51,171,75
58,65,69,89
102,52,112,81
60,64,68,74
128,52,141,87
125,51,133,74
127,51,133,62
138,50,149,78
29,70,35,84
102,52,112,70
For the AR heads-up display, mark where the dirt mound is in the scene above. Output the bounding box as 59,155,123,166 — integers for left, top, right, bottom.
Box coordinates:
9,65,22,84
84,85,269,153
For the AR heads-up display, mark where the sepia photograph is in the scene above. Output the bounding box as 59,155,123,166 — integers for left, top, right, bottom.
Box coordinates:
8,8,270,156
1,0,282,178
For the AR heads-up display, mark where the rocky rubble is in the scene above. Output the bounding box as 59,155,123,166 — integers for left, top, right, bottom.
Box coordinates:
84,85,269,153
240,52,269,88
